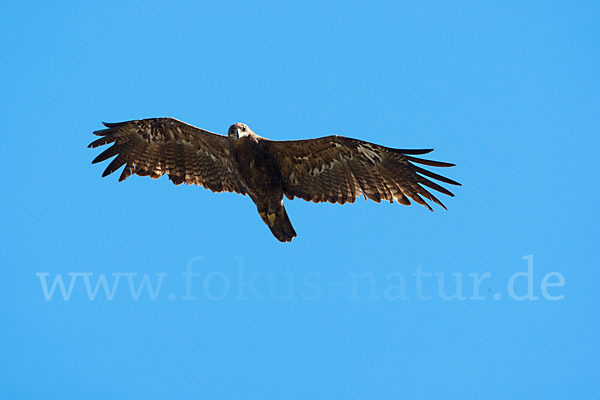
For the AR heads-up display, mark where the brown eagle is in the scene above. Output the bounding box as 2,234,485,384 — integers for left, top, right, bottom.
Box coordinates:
89,118,460,242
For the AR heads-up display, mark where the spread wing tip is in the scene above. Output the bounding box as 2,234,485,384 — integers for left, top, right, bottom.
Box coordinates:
405,155,456,168
102,121,127,128
90,121,126,147
397,148,434,155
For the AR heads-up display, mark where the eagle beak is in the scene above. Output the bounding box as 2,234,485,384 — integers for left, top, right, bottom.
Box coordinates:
236,126,248,139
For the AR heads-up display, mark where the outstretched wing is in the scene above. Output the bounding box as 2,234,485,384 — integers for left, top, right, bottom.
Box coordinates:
88,118,247,194
268,136,460,210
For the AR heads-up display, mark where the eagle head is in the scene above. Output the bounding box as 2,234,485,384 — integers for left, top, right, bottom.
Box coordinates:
228,123,253,140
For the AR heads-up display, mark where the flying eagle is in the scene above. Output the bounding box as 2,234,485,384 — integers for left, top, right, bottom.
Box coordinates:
89,118,460,242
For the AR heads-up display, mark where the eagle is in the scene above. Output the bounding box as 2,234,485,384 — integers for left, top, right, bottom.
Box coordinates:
89,118,460,242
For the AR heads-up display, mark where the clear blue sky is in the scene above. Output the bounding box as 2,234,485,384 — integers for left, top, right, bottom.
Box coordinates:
1,1,598,398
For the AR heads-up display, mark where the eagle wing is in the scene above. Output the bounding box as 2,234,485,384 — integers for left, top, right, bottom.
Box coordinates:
89,118,247,194
268,135,460,210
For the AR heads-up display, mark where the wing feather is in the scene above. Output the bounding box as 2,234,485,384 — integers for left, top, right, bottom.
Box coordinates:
89,118,246,194
268,135,460,210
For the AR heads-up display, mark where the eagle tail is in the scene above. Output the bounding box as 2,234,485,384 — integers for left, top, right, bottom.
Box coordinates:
258,204,297,243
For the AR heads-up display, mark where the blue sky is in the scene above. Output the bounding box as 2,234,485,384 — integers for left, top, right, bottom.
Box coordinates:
1,1,598,398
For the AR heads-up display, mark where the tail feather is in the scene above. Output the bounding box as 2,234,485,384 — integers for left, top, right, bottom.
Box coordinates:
258,205,297,242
